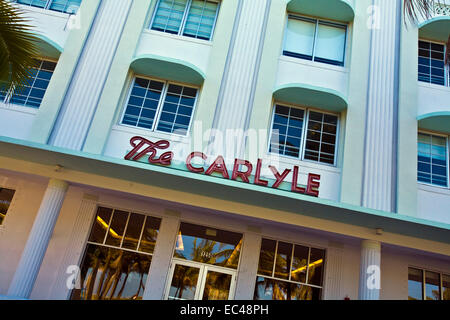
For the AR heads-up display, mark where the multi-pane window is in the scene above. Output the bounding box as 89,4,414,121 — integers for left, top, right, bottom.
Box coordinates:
121,77,198,136
15,0,82,14
417,132,448,187
71,207,161,300
283,15,347,66
0,59,57,109
418,40,449,86
254,239,325,300
269,104,339,165
151,0,220,41
0,188,15,225
408,267,450,300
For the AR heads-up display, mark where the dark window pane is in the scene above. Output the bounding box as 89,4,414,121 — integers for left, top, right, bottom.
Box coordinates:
274,242,292,280
138,216,161,254
308,248,325,286
105,210,129,247
258,239,276,277
0,188,15,225
291,245,309,283
88,207,113,244
122,213,145,251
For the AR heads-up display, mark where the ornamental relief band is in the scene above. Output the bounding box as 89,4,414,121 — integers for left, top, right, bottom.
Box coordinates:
124,136,321,197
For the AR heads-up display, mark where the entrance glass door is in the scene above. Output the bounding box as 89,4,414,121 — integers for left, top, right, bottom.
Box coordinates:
166,260,236,300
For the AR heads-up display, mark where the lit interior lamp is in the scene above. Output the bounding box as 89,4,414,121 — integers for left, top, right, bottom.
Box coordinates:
176,231,184,251
96,216,119,237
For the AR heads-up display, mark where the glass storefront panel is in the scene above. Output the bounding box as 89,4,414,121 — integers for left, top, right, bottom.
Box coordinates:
72,207,161,300
257,239,276,277
0,188,15,225
408,268,423,300
168,264,201,301
202,270,233,300
254,238,325,300
443,274,450,300
425,271,441,300
254,277,321,300
72,244,152,300
174,222,243,269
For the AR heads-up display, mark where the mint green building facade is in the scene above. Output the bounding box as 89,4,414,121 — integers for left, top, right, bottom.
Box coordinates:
0,0,449,300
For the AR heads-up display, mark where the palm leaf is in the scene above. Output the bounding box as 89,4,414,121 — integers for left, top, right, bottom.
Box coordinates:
0,0,40,98
403,0,436,24
404,1,449,67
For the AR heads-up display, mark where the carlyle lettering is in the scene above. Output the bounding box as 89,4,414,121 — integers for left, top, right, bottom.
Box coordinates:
125,136,174,165
125,137,321,197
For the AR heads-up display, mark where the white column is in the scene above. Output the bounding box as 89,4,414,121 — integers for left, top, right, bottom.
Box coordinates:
234,230,262,300
7,179,68,299
142,215,180,300
358,240,381,300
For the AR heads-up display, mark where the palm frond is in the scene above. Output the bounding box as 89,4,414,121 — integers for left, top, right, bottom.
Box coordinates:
403,0,437,25
0,0,40,98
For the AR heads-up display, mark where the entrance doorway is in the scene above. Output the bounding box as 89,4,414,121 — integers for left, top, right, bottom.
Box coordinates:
165,259,237,300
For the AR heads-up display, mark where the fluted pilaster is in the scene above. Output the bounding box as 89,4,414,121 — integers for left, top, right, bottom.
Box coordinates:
358,240,381,300
48,194,98,299
7,179,68,299
362,0,401,212
49,0,133,150
209,0,271,160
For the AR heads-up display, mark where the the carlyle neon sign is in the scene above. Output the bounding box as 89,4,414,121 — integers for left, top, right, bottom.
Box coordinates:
125,136,321,197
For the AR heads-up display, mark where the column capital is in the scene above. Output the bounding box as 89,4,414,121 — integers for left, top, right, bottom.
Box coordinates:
361,239,381,251
48,178,69,191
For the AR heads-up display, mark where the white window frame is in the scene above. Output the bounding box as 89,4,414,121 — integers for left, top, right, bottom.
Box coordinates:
149,0,220,41
13,0,81,14
119,74,199,138
282,13,348,67
417,130,450,189
267,102,340,167
418,38,450,87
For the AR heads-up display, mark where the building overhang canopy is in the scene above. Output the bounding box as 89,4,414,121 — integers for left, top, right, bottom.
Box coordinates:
419,16,450,42
34,35,63,60
273,83,348,112
0,136,449,251
286,0,355,22
131,54,206,85
418,112,450,134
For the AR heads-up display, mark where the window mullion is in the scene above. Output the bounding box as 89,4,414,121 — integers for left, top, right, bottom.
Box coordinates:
300,110,310,161
311,20,319,61
272,241,278,278
119,212,131,248
153,81,170,132
103,209,115,245
179,0,192,36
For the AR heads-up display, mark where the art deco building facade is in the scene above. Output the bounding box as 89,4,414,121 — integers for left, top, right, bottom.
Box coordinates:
0,0,449,300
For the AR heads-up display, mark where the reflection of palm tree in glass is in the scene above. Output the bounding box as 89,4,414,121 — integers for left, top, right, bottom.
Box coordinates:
78,245,151,300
